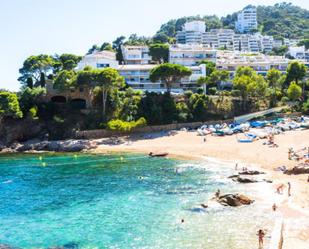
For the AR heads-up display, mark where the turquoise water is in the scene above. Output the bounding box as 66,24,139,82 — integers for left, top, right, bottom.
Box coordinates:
0,153,274,249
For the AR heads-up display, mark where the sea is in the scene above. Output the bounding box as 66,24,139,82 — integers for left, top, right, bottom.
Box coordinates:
0,153,275,249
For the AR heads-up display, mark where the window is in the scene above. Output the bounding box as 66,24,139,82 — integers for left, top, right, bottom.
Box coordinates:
96,63,110,68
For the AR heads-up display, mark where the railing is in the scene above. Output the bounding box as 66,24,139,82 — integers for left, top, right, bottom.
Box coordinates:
234,106,288,123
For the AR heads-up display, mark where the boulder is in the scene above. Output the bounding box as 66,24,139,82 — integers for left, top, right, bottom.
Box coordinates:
217,194,254,207
239,170,265,175
0,245,21,249
284,166,309,175
231,176,258,183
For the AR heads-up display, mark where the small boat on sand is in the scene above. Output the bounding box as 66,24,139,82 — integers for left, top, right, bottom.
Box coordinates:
149,152,169,157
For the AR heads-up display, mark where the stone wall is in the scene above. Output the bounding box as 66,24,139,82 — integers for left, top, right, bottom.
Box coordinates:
75,119,234,139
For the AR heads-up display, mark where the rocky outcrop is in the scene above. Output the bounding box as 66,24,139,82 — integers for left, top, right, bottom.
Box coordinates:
0,245,21,249
239,170,265,175
48,242,79,249
1,139,97,153
217,194,254,207
284,165,309,175
230,175,258,183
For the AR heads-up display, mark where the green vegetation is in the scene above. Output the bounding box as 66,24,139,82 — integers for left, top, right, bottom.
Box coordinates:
149,63,192,92
156,3,309,40
149,43,169,63
107,117,147,132
0,92,23,122
287,82,302,101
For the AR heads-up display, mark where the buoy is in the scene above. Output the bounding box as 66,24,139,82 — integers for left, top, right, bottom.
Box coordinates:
120,156,124,162
39,156,43,161
74,154,78,159
42,162,47,167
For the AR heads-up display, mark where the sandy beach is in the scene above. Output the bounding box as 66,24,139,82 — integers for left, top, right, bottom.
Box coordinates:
92,128,309,248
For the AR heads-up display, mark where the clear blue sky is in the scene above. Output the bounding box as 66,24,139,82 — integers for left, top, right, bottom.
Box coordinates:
1,0,308,91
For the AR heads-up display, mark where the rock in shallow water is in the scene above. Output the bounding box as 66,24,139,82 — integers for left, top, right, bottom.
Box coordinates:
217,194,254,207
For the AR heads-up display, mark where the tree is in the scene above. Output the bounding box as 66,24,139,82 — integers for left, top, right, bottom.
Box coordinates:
149,63,192,92
54,70,76,90
286,61,307,85
18,55,55,86
287,82,302,101
113,36,126,63
153,33,169,43
298,39,309,50
94,68,125,116
233,66,267,110
55,54,82,71
0,92,23,123
19,87,46,115
100,42,114,51
266,68,283,106
87,44,100,54
198,61,216,76
210,70,230,89
197,76,209,94
149,43,169,63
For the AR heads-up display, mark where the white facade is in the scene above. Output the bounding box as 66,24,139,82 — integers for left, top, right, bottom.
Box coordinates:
117,64,206,93
235,6,258,33
169,44,217,66
184,21,206,33
288,46,309,61
203,29,234,50
77,51,118,70
176,21,206,44
216,51,289,77
121,45,152,65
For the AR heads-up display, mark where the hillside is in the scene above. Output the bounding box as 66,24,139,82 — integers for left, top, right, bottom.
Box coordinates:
156,2,309,40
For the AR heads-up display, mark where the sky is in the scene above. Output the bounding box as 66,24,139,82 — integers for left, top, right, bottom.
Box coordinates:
0,0,308,91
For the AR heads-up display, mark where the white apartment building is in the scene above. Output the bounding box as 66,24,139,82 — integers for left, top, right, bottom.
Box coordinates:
77,51,119,70
235,6,258,33
216,51,289,78
176,21,206,44
169,44,217,66
288,46,309,62
117,64,206,93
203,29,234,50
121,45,152,65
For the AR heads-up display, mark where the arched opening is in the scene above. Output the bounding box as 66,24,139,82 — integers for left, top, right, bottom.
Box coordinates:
51,96,66,103
70,98,87,109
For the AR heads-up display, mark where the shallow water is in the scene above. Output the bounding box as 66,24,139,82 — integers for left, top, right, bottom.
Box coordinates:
0,153,274,249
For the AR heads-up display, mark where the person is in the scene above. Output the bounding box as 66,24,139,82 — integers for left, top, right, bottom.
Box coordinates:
215,189,220,198
181,219,184,223
276,184,284,194
272,203,277,211
287,182,291,197
235,163,238,170
257,229,265,248
203,137,206,143
307,176,309,183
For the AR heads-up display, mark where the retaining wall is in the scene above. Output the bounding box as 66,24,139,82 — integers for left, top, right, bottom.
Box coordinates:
75,119,234,139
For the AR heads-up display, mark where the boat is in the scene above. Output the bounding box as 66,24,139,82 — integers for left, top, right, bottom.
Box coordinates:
149,152,169,157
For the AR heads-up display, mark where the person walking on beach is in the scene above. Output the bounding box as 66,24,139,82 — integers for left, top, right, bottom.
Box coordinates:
287,182,291,197
215,189,220,199
235,163,238,170
257,229,265,248
272,203,277,211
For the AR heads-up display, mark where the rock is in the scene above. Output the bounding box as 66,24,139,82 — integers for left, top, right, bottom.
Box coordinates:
48,242,78,249
284,166,309,175
228,174,239,178
217,194,254,207
231,176,258,183
239,170,265,175
0,244,21,249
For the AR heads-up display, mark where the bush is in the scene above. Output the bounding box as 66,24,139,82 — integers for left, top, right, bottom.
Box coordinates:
287,82,302,101
196,87,204,94
107,117,147,132
208,87,217,95
280,96,289,103
28,106,38,119
231,90,241,97
303,99,309,114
